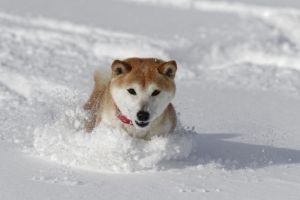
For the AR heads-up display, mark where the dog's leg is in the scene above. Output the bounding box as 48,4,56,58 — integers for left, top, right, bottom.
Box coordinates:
84,70,108,132
84,87,102,132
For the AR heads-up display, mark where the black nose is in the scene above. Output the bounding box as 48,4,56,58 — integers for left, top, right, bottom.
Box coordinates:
137,111,150,121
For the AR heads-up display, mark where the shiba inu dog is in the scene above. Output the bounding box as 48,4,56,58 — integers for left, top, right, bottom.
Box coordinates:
84,58,177,139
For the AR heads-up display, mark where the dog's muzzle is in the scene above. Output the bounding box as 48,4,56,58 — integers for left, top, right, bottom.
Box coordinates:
135,120,149,128
135,111,150,128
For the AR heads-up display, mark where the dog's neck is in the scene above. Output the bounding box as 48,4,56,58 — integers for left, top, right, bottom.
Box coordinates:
115,108,133,126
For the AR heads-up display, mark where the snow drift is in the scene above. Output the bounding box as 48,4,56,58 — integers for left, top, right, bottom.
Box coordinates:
1,0,300,198
32,92,193,173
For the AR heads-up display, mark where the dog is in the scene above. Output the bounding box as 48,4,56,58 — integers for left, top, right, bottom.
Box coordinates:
84,57,177,139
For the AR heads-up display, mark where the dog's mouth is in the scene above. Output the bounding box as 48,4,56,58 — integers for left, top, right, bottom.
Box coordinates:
135,120,149,128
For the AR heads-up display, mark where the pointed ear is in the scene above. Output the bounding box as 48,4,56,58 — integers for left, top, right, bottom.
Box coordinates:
158,60,177,79
111,60,132,77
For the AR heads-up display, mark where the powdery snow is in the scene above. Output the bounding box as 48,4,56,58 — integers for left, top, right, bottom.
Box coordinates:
1,0,300,199
33,102,193,173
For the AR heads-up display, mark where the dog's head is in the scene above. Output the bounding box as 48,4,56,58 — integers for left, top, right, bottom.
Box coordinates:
110,58,177,129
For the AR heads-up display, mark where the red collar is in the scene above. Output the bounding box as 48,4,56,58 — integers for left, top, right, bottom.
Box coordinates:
115,104,133,126
117,114,133,126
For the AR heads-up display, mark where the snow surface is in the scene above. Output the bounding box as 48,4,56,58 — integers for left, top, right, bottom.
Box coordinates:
1,0,300,199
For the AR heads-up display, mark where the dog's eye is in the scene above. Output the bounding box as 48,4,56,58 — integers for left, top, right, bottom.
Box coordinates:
151,90,161,96
127,88,136,95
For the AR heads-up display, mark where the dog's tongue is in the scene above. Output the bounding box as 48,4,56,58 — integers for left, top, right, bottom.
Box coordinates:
117,114,133,125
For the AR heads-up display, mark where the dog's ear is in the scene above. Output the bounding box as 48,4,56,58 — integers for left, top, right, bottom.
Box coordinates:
111,60,132,77
158,60,177,79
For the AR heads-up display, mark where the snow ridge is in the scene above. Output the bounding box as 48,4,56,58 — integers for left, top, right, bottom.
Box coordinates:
33,106,193,173
1,7,300,174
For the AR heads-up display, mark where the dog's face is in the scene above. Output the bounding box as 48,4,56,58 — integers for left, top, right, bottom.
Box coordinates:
110,58,177,129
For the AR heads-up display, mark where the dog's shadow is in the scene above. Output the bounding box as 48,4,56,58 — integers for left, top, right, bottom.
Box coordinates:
161,131,300,170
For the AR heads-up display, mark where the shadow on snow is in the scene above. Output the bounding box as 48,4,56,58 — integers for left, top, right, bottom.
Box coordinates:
161,131,300,170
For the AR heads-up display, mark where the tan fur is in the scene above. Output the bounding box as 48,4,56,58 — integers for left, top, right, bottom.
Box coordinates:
84,57,177,139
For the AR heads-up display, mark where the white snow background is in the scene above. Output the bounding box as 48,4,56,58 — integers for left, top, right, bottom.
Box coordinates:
1,0,300,199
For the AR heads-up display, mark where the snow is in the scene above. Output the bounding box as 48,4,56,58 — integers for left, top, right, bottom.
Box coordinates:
1,0,300,199
33,110,193,173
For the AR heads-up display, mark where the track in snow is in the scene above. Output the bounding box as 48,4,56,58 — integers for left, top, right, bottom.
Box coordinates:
1,1,300,198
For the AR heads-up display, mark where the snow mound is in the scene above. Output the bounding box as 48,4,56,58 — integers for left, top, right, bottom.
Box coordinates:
32,106,193,173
